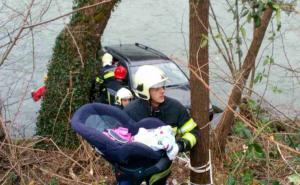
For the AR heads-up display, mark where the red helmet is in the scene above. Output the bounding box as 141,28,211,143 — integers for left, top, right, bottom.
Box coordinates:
114,65,127,80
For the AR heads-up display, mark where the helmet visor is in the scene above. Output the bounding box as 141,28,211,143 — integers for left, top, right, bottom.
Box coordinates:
121,96,132,100
150,81,166,88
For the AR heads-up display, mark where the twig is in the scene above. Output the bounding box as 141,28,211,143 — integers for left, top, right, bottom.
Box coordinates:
267,141,270,184
59,143,83,171
0,0,35,66
189,64,300,156
23,0,112,29
235,0,242,69
0,155,20,184
210,1,236,74
34,165,90,185
257,23,275,116
48,138,88,172
66,26,84,68
276,144,300,175
52,88,71,135
0,141,46,153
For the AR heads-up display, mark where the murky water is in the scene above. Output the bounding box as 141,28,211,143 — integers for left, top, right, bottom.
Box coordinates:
0,0,299,137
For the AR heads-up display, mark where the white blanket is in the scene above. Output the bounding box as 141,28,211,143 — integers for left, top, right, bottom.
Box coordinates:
133,125,179,160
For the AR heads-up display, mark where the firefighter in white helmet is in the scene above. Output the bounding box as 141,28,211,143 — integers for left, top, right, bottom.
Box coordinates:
133,65,168,101
115,87,133,109
102,53,113,67
124,65,198,184
90,53,115,103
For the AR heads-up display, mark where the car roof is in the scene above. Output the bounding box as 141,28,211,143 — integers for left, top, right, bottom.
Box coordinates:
104,43,169,64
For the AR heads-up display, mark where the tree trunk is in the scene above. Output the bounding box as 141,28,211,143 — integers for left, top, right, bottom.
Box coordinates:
36,0,118,148
189,0,210,183
214,6,273,153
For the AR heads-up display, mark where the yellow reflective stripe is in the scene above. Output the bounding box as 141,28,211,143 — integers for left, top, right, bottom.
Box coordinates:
172,127,177,135
179,118,197,134
182,132,197,148
96,77,103,83
103,71,114,79
149,165,171,185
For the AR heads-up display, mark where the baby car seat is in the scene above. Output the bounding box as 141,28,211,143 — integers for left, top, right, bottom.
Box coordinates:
71,103,172,184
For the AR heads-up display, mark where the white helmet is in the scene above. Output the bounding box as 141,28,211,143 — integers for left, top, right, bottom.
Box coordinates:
102,53,113,66
115,88,133,105
134,65,168,100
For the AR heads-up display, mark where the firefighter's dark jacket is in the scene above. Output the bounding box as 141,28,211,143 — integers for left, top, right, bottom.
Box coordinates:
124,96,198,152
98,65,115,85
90,65,115,103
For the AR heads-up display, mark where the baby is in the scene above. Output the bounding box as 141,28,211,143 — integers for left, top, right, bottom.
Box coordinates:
103,125,179,160
133,125,179,160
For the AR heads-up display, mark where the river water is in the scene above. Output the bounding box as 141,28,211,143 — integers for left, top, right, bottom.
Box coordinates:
0,0,299,137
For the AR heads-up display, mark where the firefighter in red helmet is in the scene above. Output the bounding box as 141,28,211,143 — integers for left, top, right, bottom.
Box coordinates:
114,65,127,81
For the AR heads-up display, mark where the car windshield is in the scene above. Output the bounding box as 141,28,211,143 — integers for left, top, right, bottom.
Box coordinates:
130,62,189,88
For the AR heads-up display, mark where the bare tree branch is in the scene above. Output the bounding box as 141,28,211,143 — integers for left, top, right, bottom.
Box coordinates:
23,0,112,29
0,0,35,66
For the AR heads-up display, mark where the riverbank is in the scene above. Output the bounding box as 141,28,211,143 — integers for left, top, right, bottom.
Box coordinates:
0,137,190,184
1,117,299,184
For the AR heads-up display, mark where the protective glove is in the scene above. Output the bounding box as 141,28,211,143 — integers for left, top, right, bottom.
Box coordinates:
176,139,191,153
176,140,185,153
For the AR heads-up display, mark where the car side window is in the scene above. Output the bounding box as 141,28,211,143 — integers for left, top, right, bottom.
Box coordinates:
158,62,188,86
